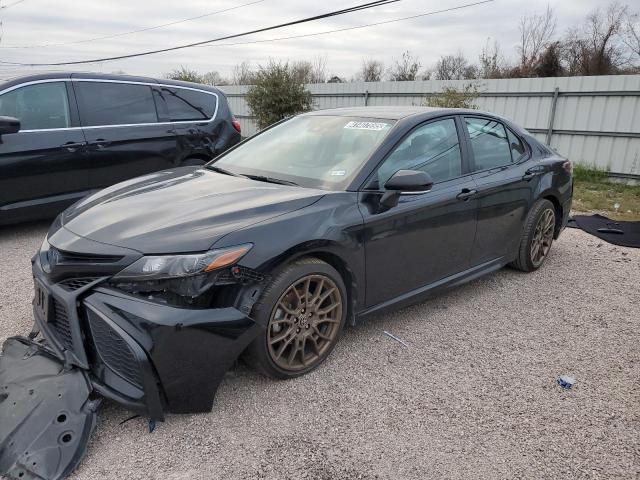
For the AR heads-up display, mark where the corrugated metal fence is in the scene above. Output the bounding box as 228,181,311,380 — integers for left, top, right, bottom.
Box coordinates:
220,75,640,178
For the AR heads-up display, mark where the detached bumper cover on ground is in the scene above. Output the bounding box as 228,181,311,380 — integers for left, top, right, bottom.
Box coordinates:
0,337,98,480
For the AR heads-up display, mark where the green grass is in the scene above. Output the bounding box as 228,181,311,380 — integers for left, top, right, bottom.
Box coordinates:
572,164,610,183
572,166,640,221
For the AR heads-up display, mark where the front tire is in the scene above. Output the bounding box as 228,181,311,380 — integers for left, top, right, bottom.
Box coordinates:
245,258,347,379
510,199,556,272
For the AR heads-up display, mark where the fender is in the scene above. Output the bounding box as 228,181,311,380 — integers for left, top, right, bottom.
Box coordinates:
213,193,367,320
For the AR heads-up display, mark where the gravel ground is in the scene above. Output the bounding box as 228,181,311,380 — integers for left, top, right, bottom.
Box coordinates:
1,222,639,479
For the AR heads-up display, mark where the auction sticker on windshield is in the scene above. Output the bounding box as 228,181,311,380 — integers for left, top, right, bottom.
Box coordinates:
344,121,389,131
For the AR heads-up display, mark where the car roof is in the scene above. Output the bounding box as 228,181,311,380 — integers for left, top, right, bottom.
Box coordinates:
303,106,480,120
0,72,223,94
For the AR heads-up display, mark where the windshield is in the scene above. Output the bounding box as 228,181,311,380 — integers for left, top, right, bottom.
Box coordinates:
211,115,395,190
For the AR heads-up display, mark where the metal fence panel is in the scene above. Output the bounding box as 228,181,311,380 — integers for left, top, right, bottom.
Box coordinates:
219,75,640,177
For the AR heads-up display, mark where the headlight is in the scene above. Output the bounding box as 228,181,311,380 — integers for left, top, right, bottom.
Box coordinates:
113,244,252,281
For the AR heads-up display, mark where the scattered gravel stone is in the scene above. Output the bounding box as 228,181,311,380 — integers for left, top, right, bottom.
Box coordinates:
1,223,639,479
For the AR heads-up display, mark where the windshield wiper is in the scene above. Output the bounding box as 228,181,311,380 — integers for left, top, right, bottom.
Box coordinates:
205,165,244,177
243,174,299,186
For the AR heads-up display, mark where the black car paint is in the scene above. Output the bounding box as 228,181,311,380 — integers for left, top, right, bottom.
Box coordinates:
2,107,571,479
34,107,569,411
60,167,327,254
0,72,241,225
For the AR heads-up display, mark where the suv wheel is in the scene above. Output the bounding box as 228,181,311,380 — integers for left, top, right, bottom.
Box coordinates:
245,258,347,379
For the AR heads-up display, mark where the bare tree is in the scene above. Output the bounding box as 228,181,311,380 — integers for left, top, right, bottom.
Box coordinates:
357,58,384,82
388,51,421,81
517,5,557,75
201,71,230,86
311,55,328,83
623,9,640,63
291,55,328,84
232,61,257,85
562,2,629,75
478,39,507,78
432,51,476,80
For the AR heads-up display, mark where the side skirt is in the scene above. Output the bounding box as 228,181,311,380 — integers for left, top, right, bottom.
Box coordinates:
356,257,508,322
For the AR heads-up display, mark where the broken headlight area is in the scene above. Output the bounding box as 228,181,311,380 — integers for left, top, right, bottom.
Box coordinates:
107,244,265,306
109,264,266,307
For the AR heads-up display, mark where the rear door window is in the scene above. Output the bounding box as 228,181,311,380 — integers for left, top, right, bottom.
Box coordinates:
154,87,216,121
465,117,513,171
0,81,70,130
75,81,158,126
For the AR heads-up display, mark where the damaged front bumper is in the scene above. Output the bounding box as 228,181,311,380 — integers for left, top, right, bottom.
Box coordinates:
0,240,266,479
29,256,264,420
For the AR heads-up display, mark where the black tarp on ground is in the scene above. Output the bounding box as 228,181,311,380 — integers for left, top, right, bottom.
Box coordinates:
572,214,640,248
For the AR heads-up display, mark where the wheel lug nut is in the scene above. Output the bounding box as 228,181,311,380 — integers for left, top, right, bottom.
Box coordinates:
296,328,300,333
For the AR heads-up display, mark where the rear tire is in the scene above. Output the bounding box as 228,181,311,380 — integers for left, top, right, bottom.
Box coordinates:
245,257,347,380
510,199,556,272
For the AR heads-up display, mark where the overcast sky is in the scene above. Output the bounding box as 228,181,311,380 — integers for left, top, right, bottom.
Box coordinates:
0,0,612,81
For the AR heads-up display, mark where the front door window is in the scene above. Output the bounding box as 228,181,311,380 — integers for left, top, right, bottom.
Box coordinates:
375,118,462,187
0,82,70,130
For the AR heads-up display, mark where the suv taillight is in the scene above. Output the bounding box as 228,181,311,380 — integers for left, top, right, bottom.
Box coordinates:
232,119,241,133
562,160,573,174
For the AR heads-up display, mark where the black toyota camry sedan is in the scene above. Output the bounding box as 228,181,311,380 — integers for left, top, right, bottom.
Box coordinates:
1,106,572,478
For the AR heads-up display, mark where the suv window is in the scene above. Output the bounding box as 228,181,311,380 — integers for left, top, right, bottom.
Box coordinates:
465,117,513,171
155,87,216,121
75,81,157,126
375,118,462,187
0,82,70,130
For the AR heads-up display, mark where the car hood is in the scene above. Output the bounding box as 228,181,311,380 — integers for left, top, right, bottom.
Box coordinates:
62,167,325,253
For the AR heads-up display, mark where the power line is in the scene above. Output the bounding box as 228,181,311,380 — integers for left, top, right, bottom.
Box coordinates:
193,0,495,51
0,0,27,10
0,0,401,66
0,0,268,49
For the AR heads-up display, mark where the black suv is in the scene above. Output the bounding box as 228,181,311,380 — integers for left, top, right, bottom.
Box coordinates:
0,72,241,225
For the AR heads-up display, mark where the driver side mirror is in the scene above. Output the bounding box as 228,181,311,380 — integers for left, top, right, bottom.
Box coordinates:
380,169,434,210
0,116,20,135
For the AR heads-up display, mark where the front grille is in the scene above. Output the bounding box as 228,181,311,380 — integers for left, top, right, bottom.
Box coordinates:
87,312,143,387
50,248,123,265
51,299,73,350
58,277,100,292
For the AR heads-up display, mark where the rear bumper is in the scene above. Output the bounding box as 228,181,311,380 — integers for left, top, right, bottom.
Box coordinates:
558,196,572,236
31,260,263,420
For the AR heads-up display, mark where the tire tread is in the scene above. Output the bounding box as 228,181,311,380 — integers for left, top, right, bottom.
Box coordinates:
510,199,555,272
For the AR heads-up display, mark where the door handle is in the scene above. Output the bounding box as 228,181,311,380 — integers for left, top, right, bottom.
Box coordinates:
89,139,111,149
61,141,86,152
456,188,477,201
522,165,545,181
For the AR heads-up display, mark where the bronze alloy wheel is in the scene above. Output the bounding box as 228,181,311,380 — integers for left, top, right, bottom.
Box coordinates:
267,274,343,372
530,208,555,267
